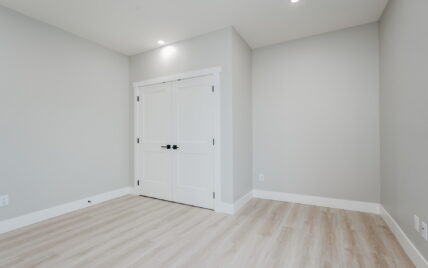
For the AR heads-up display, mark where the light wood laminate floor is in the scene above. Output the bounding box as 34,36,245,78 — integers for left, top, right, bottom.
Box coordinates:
0,195,414,268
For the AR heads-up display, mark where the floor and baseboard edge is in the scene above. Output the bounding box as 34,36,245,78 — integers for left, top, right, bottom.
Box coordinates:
2,187,425,267
233,191,254,214
0,187,132,235
380,206,428,268
215,202,234,214
253,190,380,214
215,190,254,215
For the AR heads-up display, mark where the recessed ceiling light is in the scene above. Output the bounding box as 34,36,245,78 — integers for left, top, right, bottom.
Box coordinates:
157,40,166,45
291,0,300,3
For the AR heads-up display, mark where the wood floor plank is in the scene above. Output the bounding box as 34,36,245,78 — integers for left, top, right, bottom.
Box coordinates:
0,195,415,268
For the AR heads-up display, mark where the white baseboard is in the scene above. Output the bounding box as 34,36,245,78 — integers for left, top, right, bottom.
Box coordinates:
215,190,253,215
215,202,234,214
0,187,132,235
233,191,253,213
253,190,380,214
380,206,428,268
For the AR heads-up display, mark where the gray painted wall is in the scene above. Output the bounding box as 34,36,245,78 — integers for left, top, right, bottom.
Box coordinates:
0,6,130,220
231,29,253,202
252,24,380,202
379,0,428,259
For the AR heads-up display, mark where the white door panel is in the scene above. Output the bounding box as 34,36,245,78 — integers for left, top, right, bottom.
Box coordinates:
176,81,213,140
141,86,172,140
138,83,173,201
173,76,215,209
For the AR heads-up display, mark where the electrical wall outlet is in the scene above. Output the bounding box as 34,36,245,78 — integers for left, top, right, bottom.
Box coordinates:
258,173,265,182
414,215,420,232
421,221,428,241
0,195,9,207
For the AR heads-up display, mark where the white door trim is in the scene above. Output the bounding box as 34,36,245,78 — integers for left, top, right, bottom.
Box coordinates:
133,67,222,212
134,67,222,88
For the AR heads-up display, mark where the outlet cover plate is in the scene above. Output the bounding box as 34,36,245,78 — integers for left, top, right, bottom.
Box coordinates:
414,215,420,232
0,195,9,207
421,221,428,241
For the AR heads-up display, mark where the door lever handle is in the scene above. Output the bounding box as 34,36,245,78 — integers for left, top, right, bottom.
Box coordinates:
172,145,179,150
161,145,171,149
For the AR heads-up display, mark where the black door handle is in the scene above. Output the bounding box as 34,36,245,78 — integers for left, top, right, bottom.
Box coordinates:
161,144,171,149
172,145,179,150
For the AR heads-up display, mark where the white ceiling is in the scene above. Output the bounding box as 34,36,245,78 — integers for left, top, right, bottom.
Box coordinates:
0,0,388,55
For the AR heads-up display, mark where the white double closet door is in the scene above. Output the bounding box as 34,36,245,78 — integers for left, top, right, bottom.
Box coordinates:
136,75,216,209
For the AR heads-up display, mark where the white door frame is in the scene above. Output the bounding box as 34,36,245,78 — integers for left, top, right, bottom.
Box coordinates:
133,67,222,211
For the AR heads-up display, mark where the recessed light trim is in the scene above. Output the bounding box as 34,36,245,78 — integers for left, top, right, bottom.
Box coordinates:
157,40,166,45
291,0,300,3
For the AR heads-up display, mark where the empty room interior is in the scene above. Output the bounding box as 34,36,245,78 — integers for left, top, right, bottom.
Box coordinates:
0,0,427,267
